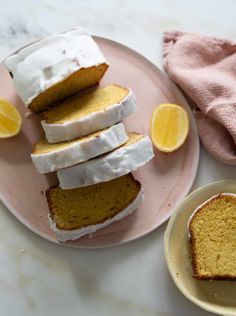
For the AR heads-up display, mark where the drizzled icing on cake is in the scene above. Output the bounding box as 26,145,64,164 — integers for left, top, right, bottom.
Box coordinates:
3,27,108,107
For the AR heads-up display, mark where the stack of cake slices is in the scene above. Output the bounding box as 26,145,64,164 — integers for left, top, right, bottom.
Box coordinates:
4,27,154,242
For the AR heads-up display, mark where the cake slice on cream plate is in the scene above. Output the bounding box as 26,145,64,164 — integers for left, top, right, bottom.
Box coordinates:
31,123,128,173
188,193,236,280
41,84,136,143
58,133,154,189
47,174,144,242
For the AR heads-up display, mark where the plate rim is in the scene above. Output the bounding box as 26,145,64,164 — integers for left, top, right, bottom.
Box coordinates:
1,35,200,249
164,179,236,315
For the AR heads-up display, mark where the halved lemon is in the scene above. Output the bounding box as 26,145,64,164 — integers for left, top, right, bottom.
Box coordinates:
0,98,22,138
150,103,189,153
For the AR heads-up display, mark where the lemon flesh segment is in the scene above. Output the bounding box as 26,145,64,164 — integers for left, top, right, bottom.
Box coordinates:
0,98,22,138
151,103,189,153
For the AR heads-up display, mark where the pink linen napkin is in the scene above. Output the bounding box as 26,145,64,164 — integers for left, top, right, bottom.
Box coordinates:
163,31,236,165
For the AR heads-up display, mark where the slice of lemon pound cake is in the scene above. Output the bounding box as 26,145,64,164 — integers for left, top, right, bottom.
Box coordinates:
31,123,128,173
42,84,136,143
57,133,154,189
3,28,108,112
47,174,144,242
189,194,236,280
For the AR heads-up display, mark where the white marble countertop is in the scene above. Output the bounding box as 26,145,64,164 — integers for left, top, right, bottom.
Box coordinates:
1,0,236,315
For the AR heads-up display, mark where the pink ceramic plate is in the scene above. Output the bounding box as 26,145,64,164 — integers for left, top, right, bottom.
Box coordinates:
0,37,199,248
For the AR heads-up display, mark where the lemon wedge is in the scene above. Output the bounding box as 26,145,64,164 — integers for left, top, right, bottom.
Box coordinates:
150,103,189,153
0,98,22,138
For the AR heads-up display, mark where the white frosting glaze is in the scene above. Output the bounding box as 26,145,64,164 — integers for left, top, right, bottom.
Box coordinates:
3,27,108,107
58,135,154,189
42,89,137,143
49,187,144,242
31,123,128,174
187,193,236,238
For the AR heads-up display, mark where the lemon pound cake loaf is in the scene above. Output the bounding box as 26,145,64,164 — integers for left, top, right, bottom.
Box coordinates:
189,194,236,280
31,123,127,173
3,28,108,112
47,174,144,242
42,84,136,143
58,133,154,189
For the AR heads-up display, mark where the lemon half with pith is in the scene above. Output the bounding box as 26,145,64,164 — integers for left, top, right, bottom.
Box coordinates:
150,103,189,153
0,98,22,138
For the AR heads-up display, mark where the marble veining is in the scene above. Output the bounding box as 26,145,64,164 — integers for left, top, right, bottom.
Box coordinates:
1,1,236,316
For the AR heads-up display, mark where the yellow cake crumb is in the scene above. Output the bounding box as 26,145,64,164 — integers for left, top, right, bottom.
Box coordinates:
42,84,129,124
189,194,236,280
29,63,108,112
46,174,141,230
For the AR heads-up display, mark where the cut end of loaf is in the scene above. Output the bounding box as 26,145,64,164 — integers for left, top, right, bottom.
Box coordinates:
29,63,109,112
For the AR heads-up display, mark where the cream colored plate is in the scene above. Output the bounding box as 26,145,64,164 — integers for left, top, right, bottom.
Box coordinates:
164,180,236,316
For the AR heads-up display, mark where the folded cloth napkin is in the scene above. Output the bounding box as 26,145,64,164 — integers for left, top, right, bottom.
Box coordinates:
163,31,236,165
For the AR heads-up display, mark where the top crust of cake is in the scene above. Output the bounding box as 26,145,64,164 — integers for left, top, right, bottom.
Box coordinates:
3,27,108,111
189,194,236,280
42,85,129,124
